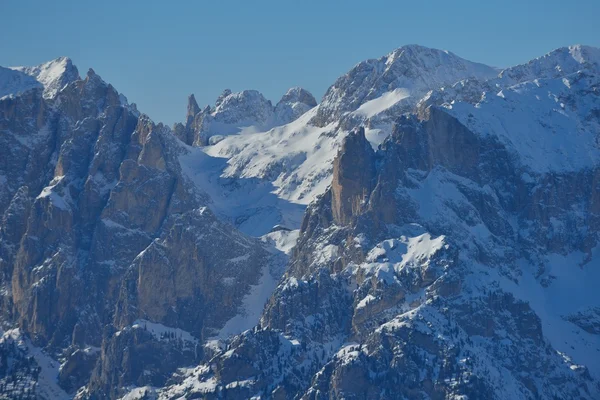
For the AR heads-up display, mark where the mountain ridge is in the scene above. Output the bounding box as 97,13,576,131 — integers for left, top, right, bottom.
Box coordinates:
0,43,599,399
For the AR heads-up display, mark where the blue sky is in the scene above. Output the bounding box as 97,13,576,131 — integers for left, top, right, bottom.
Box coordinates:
2,0,599,125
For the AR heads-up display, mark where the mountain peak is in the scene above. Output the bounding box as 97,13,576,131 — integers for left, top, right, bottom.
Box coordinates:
278,87,317,107
10,56,80,99
274,87,317,124
187,93,200,118
312,44,497,126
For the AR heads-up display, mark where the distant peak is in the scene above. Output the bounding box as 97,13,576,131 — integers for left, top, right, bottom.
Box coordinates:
386,44,450,60
187,94,200,117
532,44,600,65
278,87,317,107
9,56,80,99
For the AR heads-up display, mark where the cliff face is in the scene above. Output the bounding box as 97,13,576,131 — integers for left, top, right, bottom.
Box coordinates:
330,127,376,226
0,60,279,399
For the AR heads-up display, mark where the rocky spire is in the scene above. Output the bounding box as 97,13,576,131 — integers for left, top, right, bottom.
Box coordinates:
186,93,200,120
331,126,376,225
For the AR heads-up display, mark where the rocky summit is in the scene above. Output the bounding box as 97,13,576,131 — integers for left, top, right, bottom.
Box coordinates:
0,43,599,400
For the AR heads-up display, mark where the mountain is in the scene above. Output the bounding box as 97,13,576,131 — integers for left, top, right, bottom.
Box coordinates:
9,56,80,99
0,44,599,399
174,87,318,147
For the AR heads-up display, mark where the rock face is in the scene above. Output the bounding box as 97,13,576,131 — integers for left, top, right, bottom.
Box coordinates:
1,44,600,400
331,127,376,225
0,58,282,399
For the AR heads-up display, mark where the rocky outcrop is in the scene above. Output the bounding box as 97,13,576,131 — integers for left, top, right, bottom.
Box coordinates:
331,127,376,226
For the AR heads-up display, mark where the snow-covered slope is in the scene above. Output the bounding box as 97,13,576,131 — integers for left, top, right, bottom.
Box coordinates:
497,44,600,85
444,71,600,173
204,107,340,205
189,46,499,221
0,65,42,99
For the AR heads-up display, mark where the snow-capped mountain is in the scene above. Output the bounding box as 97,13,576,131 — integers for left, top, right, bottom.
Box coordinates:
174,87,318,147
8,56,80,99
313,44,499,125
0,43,599,399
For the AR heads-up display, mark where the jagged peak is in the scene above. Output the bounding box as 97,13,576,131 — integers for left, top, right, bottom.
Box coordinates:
187,93,200,118
342,126,371,152
10,56,80,99
84,68,110,89
278,87,317,107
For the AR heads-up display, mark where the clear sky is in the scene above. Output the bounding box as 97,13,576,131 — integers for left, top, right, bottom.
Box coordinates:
2,0,599,125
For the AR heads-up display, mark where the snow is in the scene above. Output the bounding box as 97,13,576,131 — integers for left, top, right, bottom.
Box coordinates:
216,262,278,339
357,294,376,310
0,66,42,99
497,45,600,85
120,386,157,400
335,343,363,366
131,320,198,345
364,127,388,150
353,88,410,118
206,107,342,205
156,366,216,399
10,56,79,99
445,73,600,173
359,230,447,286
261,229,300,255
0,328,70,400
178,144,306,236
497,251,600,379
317,44,499,125
178,106,342,236
36,176,71,210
